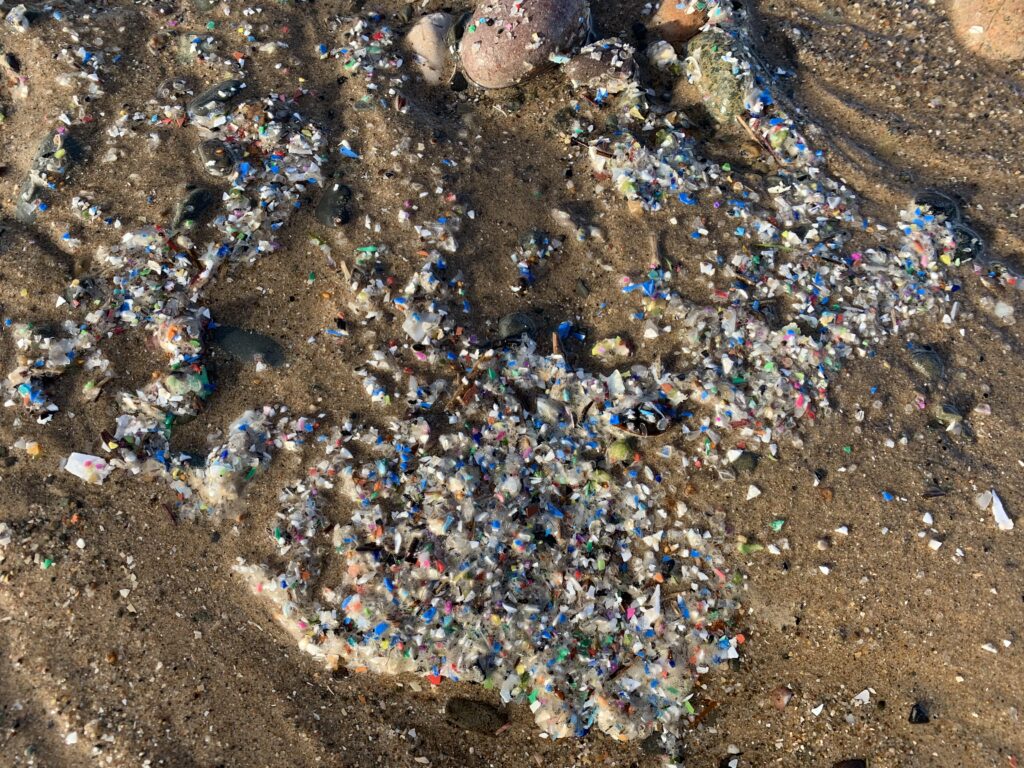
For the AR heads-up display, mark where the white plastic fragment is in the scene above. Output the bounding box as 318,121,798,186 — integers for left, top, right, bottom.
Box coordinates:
64,453,113,485
746,484,761,500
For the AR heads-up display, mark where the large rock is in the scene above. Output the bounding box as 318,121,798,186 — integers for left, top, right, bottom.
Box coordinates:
406,12,456,85
458,0,591,89
649,0,707,45
949,0,1024,62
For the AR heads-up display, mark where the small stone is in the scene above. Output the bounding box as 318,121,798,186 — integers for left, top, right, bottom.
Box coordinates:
315,179,353,227
649,0,708,45
497,311,539,341
459,0,592,89
909,702,931,724
105,650,118,664
769,685,793,710
187,79,245,119
406,13,455,86
832,761,867,768
209,326,285,367
444,697,508,733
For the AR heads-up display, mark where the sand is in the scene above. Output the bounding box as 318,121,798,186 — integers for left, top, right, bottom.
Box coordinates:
1,0,1023,766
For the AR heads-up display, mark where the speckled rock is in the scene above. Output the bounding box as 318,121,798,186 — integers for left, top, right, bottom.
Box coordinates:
458,0,591,89
649,0,707,45
406,12,456,85
563,37,637,94
950,0,1024,62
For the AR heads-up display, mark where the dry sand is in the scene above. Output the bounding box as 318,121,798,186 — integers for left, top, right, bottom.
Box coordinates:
1,0,1023,766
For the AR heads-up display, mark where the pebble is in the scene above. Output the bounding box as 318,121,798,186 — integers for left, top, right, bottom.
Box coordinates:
832,761,868,768
198,139,236,178
208,326,285,367
444,697,509,733
459,0,591,89
649,0,708,45
909,701,931,724
563,37,637,94
769,685,794,710
187,79,245,119
315,179,353,227
731,450,759,473
406,13,455,86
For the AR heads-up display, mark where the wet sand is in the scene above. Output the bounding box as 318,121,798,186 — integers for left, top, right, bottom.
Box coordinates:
1,1,1023,766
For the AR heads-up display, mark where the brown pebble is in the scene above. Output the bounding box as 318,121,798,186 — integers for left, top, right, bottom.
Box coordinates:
819,487,834,502
105,650,118,664
769,685,794,710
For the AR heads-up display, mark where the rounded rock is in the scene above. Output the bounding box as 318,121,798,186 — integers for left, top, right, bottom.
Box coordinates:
406,12,456,86
458,0,591,89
